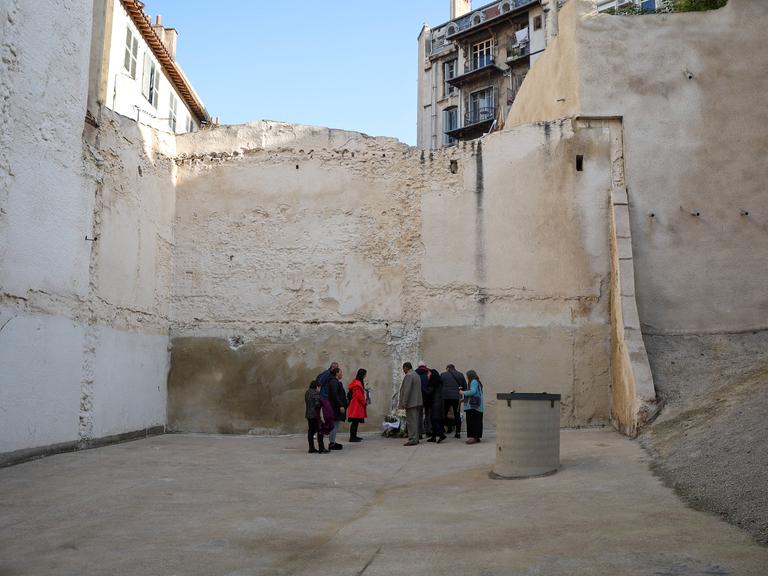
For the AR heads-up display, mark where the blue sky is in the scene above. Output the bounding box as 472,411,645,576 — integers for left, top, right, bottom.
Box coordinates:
147,0,451,145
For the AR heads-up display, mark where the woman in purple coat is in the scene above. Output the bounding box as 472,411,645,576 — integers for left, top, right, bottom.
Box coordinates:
316,379,336,454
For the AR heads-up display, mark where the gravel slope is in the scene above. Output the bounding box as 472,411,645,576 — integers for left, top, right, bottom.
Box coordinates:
641,332,768,545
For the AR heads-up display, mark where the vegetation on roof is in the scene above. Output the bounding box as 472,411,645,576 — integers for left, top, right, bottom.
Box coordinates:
604,0,728,15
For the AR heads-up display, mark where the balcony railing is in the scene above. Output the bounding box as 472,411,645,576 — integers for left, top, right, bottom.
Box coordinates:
465,106,496,127
465,52,498,74
506,41,530,62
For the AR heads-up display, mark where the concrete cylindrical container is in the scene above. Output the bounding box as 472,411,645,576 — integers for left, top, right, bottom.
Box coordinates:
492,392,561,479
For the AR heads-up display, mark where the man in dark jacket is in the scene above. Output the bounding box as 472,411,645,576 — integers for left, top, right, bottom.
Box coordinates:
316,362,339,390
327,366,347,450
415,362,431,438
426,369,446,443
441,363,467,438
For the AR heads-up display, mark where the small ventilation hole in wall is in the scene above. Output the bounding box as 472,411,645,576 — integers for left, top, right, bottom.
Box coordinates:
576,155,584,172
450,159,458,174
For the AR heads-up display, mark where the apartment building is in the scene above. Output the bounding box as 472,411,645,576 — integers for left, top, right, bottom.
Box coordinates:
89,0,210,134
417,0,557,150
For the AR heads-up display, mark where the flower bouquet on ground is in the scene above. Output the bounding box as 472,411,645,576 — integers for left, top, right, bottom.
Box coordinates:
382,393,408,438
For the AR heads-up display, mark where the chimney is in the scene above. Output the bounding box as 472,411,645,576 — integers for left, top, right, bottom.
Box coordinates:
164,28,178,60
152,15,165,45
450,0,472,19
151,15,178,60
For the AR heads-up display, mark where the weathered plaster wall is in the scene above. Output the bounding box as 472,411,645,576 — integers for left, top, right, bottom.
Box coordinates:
171,124,427,433
576,0,768,334
420,122,613,427
510,0,768,335
169,119,613,433
506,0,767,431
0,0,175,459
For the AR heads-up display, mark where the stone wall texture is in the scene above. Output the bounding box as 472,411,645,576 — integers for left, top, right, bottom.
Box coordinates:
168,119,613,433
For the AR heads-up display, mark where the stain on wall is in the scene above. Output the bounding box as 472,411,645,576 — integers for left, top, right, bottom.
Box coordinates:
169,328,395,434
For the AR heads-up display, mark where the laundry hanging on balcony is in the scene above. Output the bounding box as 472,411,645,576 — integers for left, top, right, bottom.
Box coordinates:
515,27,529,45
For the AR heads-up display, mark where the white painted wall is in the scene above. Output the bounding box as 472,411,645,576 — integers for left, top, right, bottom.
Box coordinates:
0,314,84,452
1,1,174,458
0,0,94,299
90,326,168,438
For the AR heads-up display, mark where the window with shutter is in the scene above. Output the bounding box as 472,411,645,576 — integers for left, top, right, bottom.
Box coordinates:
141,52,151,100
151,67,160,107
124,29,138,79
168,95,178,132
142,53,160,108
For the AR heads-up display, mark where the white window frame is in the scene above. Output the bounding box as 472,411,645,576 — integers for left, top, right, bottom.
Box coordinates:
142,53,160,108
168,94,178,132
123,28,138,79
469,87,495,124
443,107,458,146
471,38,493,70
443,59,458,97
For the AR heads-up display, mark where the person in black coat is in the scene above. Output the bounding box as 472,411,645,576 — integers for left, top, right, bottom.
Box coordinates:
441,364,467,438
327,366,348,450
426,369,446,443
416,362,431,438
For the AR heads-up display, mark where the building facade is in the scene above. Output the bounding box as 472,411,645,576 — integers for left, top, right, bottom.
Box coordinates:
417,0,557,150
89,0,209,134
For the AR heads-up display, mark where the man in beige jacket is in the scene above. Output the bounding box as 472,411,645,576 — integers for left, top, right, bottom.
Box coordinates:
398,362,423,446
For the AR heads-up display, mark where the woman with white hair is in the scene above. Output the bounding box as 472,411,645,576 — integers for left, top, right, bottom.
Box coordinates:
460,369,484,444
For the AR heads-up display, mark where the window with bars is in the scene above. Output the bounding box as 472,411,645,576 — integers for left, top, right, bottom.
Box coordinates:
123,28,138,79
142,53,160,108
169,94,178,132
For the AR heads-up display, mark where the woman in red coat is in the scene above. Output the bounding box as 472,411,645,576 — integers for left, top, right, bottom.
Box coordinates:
347,368,368,442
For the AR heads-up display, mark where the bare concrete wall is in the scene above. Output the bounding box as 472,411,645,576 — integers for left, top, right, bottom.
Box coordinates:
169,119,613,433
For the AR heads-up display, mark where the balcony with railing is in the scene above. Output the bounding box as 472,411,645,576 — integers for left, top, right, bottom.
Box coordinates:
444,105,497,141
506,40,530,63
446,51,504,88
427,33,456,60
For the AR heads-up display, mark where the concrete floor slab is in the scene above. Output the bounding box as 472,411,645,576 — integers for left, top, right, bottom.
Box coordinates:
0,429,766,575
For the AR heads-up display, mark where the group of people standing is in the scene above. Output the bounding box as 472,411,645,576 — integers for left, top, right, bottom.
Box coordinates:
303,360,484,453
398,362,484,446
303,362,368,454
